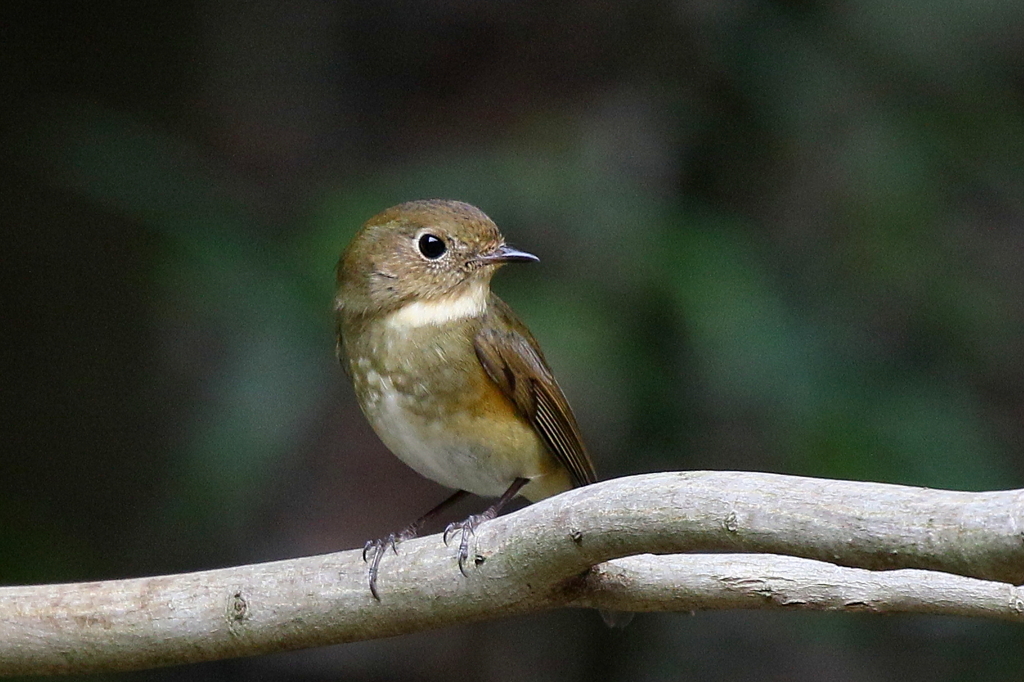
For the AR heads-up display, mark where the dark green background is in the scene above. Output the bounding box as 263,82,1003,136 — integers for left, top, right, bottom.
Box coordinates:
4,1,1023,680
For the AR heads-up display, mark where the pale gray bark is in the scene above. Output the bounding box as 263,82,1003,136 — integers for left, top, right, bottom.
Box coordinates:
2,471,1022,675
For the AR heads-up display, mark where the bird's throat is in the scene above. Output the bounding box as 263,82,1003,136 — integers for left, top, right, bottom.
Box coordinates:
384,281,489,329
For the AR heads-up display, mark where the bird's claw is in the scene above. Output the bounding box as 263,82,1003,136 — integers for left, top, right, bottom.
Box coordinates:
362,532,407,600
443,514,488,576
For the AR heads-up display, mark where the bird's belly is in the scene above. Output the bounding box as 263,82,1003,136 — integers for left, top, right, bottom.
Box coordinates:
364,380,553,498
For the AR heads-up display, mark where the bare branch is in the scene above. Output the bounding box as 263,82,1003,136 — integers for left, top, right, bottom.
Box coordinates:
1,471,1022,675
579,554,1024,620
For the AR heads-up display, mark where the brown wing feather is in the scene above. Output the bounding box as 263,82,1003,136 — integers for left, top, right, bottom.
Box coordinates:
474,296,597,488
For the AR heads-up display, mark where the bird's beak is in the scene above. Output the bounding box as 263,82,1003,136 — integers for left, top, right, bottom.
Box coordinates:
477,244,540,264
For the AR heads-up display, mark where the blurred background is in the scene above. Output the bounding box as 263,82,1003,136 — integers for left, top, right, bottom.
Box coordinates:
4,1,1024,680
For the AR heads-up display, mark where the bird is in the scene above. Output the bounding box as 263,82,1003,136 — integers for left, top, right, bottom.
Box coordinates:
334,199,598,600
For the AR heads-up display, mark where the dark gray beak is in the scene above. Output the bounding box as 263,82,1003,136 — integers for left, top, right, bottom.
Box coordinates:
477,244,539,264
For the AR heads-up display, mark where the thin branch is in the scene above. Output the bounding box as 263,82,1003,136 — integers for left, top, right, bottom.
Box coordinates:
579,554,1024,620
1,471,1022,675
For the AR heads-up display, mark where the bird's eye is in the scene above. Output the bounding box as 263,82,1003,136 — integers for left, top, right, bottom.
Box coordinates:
418,233,447,259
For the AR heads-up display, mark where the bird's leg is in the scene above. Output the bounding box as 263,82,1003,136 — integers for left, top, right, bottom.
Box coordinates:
443,477,529,576
364,489,470,600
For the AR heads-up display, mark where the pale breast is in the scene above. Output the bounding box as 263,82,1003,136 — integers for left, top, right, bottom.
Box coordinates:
349,330,564,498
344,296,571,501
361,367,551,497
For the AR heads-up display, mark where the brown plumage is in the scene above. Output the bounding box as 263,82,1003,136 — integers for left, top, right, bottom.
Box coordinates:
335,199,598,597
474,296,597,489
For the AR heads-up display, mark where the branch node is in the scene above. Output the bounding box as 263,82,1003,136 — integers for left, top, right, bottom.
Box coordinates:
229,591,249,624
723,511,739,533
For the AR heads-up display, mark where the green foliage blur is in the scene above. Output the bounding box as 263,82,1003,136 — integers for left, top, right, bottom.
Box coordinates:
4,1,1024,680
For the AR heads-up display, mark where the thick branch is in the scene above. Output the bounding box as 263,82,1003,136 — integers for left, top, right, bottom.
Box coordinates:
1,471,1022,675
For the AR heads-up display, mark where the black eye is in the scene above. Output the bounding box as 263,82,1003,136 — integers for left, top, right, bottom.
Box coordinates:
418,233,447,259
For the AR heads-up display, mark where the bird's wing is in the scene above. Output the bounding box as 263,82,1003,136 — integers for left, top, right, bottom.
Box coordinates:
474,296,597,488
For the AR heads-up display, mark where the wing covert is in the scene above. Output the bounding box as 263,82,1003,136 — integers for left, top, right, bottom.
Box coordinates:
474,299,597,488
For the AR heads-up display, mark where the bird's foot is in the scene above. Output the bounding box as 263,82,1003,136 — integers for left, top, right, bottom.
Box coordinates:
362,528,417,600
443,510,497,576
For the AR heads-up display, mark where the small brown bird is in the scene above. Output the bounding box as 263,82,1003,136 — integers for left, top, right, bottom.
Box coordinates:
335,199,597,599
